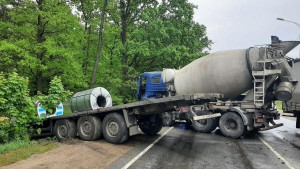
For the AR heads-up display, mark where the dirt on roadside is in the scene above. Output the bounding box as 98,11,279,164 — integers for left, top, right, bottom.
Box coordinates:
1,139,134,169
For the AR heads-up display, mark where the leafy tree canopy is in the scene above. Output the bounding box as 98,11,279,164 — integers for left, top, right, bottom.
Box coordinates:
1,0,211,104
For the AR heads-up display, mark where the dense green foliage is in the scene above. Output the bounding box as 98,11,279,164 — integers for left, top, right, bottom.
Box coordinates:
1,0,211,104
0,72,40,143
0,0,211,142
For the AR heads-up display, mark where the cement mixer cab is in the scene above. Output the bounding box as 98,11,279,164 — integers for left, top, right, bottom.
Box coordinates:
136,72,168,101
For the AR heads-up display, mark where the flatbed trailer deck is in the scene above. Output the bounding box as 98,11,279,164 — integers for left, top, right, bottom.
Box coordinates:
38,93,222,144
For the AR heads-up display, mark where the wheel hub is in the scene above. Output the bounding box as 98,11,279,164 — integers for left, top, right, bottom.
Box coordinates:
107,121,119,137
229,122,237,128
81,121,92,136
58,125,67,138
227,119,238,130
199,119,207,125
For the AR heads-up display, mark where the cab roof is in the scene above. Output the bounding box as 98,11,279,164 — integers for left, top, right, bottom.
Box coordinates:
141,71,162,77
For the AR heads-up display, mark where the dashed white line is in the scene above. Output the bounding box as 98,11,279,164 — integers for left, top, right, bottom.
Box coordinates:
257,136,295,169
121,127,174,169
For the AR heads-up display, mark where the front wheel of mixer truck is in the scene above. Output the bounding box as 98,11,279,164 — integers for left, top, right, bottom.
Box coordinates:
192,111,217,133
219,112,245,139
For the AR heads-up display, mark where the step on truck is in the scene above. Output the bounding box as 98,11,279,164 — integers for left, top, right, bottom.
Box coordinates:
37,36,300,143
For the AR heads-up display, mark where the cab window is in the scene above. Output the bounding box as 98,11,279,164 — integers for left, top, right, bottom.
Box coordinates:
151,77,161,84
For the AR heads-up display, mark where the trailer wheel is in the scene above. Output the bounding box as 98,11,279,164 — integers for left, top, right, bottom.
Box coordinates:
192,111,217,133
102,113,128,144
54,119,77,141
77,116,101,141
138,114,163,135
219,112,245,139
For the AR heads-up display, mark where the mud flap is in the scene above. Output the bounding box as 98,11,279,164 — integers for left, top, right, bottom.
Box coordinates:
296,112,300,128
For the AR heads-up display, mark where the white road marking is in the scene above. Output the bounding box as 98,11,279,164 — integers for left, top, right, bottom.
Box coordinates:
121,127,174,169
257,136,295,169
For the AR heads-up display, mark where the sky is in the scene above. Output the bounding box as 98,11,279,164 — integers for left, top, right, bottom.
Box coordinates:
189,0,300,58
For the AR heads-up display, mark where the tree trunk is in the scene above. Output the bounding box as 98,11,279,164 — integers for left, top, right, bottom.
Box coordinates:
119,0,130,81
90,0,108,88
36,0,46,93
83,26,92,75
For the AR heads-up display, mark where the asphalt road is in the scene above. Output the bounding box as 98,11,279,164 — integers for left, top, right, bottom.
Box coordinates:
108,117,300,169
3,116,299,169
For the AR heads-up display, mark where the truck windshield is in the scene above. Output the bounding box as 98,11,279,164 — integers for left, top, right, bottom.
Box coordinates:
151,77,161,84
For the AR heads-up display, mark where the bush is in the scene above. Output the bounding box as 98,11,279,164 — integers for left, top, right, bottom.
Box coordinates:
35,76,72,114
0,72,40,143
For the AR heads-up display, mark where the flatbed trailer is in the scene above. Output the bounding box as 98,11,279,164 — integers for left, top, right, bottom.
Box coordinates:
37,93,222,144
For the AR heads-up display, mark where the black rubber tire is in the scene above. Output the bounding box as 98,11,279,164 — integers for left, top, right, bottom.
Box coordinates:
192,111,217,133
219,112,245,139
77,116,101,141
186,119,192,126
138,114,163,135
54,119,77,141
102,113,129,144
244,128,259,138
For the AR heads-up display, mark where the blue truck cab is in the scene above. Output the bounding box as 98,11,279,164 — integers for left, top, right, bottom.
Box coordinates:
136,72,168,101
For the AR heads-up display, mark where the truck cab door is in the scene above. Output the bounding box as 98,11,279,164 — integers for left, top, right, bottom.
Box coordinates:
136,76,147,100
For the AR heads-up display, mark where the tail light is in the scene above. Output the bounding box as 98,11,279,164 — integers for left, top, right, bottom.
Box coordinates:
255,116,263,123
180,107,190,113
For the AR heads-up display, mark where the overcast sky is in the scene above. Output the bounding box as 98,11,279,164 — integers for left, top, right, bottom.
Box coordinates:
189,0,300,58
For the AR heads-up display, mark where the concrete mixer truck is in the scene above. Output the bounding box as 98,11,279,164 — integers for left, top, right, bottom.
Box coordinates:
138,36,300,138
36,36,299,144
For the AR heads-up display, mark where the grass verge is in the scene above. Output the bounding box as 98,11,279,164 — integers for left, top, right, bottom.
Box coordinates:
0,140,59,167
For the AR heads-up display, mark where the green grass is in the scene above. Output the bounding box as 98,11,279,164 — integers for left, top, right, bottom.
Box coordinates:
0,140,59,167
63,103,72,115
0,140,36,155
275,101,282,111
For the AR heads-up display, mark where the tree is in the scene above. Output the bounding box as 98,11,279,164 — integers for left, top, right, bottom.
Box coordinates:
0,0,87,94
110,0,211,102
0,0,211,105
35,76,72,114
70,0,102,76
130,0,211,72
0,72,39,143
90,0,109,88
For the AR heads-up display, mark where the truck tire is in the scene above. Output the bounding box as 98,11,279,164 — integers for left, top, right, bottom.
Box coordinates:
138,114,163,135
244,128,259,138
219,112,245,139
102,113,129,144
192,111,217,133
54,119,77,141
186,119,192,127
77,116,102,141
